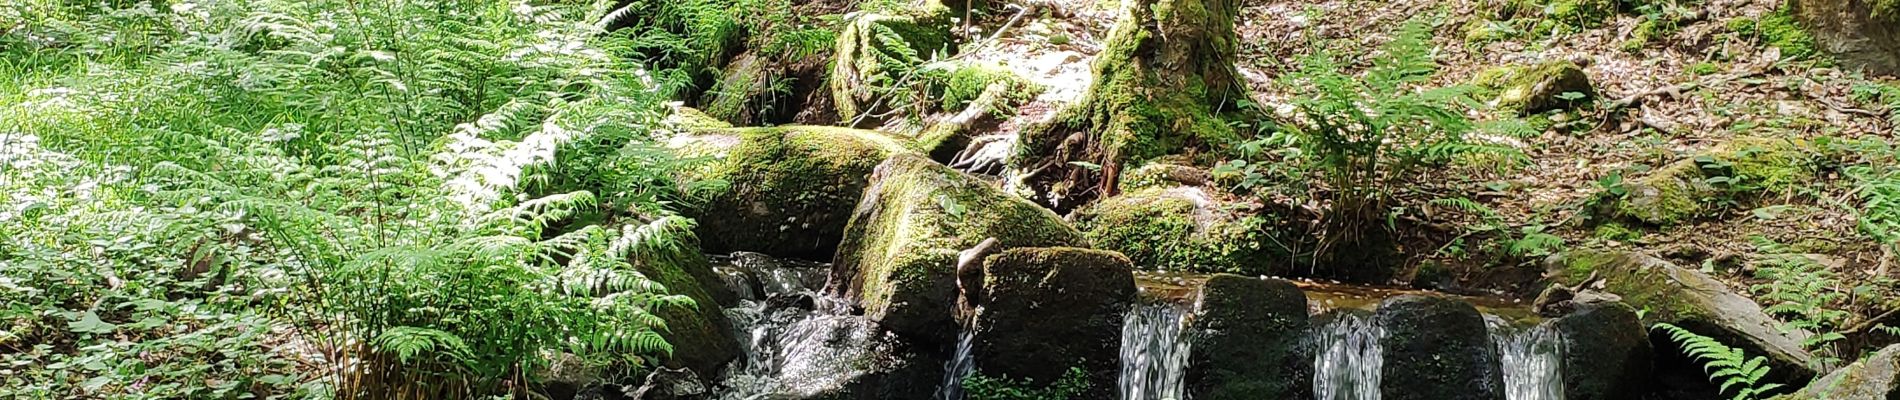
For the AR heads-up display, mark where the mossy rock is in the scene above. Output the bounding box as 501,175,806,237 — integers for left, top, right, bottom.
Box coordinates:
1544,250,1819,385
667,106,734,130
828,154,1087,345
1186,274,1313,400
1550,302,1655,400
1790,0,1900,73
970,247,1136,399
1011,0,1245,207
687,126,914,260
1488,60,1595,115
831,7,953,123
1073,187,1290,274
633,251,741,376
1375,295,1506,400
1118,161,1211,192
1596,137,1815,225
1778,344,1900,399
700,52,783,126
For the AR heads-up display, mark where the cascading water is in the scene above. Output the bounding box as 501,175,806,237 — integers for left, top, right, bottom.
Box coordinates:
1491,320,1565,400
1313,313,1383,400
713,260,885,400
936,330,976,400
1118,303,1191,400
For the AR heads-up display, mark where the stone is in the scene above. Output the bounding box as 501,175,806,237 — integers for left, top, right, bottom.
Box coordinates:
1376,295,1506,400
1073,187,1291,275
1790,0,1900,76
1492,60,1595,115
1783,344,1900,399
633,251,741,377
628,367,709,400
1545,250,1819,385
682,126,914,260
831,7,953,124
1595,137,1815,226
969,247,1137,398
828,154,1086,345
1550,302,1655,400
1185,274,1313,400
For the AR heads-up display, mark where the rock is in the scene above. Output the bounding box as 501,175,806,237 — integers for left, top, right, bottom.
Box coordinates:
1545,250,1819,384
538,353,601,400
1376,295,1506,400
1185,274,1312,400
831,6,953,124
1491,60,1595,114
828,154,1087,345
666,106,734,130
969,247,1137,398
1790,0,1900,76
628,367,709,400
697,48,837,126
633,250,741,377
1073,187,1290,274
1596,137,1815,226
1119,162,1211,192
754,315,942,400
1782,344,1900,399
1010,0,1246,209
684,126,914,259
1550,302,1655,400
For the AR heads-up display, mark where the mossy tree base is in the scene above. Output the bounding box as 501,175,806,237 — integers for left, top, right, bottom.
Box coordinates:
1011,0,1247,210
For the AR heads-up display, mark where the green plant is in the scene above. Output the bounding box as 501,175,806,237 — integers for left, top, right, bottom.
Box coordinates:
1747,236,1849,367
961,367,1093,400
1273,18,1533,258
1654,323,1786,400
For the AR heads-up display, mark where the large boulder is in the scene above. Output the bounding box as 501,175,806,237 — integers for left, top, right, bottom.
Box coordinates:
1781,344,1900,399
1550,302,1655,400
1482,60,1595,115
1545,250,1819,384
1185,274,1312,400
1376,295,1506,400
1594,137,1815,226
1074,186,1290,275
633,249,741,377
828,154,1087,345
1790,0,1900,76
969,247,1136,398
683,126,914,260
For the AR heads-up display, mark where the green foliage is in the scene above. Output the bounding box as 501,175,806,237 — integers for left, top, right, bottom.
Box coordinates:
1726,7,1818,61
1654,323,1786,400
1747,237,1849,367
961,367,1093,400
1,0,703,398
1262,18,1533,255
919,62,1043,115
606,0,838,97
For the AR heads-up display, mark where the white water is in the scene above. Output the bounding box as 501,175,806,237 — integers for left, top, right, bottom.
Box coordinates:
713,261,882,400
1118,303,1192,400
1492,322,1565,400
1313,313,1384,400
936,330,976,400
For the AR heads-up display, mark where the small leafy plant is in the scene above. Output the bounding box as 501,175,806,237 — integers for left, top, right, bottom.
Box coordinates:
1655,323,1785,400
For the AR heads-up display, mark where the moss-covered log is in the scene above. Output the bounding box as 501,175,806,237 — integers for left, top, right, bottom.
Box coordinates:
1010,0,1247,209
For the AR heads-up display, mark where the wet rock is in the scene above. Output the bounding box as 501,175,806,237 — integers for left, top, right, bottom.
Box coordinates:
1790,0,1900,75
1186,274,1313,400
1490,60,1595,114
969,247,1137,398
1545,250,1819,384
1375,295,1506,400
1783,344,1900,399
829,154,1086,345
680,126,914,259
632,251,741,377
1550,302,1654,400
628,367,709,400
1073,187,1292,275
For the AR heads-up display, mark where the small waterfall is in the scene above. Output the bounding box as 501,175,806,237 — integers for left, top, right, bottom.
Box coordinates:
1492,321,1564,400
1118,303,1190,400
936,330,976,400
714,254,881,400
1313,313,1383,400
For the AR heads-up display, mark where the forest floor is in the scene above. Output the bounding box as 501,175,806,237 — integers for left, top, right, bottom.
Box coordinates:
954,0,1897,340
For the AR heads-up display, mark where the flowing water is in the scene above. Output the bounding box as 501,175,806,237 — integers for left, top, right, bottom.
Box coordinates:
1118,303,1192,400
1492,320,1565,400
1312,313,1384,400
936,330,976,400
713,259,887,400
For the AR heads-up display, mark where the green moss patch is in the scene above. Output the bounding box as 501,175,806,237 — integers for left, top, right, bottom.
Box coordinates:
1595,137,1816,225
689,126,914,259
1073,187,1290,274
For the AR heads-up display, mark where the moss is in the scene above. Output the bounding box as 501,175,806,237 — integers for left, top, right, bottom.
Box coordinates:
1492,60,1595,114
1544,0,1617,28
1592,222,1642,242
1074,188,1288,274
691,126,914,259
926,62,1042,114
833,154,1086,341
667,106,734,129
1117,161,1209,192
1464,19,1516,45
1728,8,1819,60
632,252,740,374
831,7,954,122
1690,61,1722,76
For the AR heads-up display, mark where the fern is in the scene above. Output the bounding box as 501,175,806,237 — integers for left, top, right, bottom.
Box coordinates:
1655,323,1786,400
1747,236,1849,367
